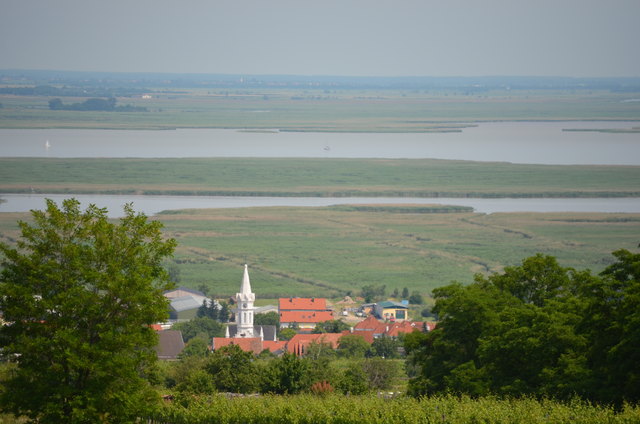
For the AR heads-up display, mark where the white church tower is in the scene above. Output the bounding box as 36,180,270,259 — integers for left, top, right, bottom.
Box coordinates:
234,264,256,338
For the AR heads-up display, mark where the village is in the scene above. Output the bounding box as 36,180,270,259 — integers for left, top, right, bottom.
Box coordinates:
155,264,436,360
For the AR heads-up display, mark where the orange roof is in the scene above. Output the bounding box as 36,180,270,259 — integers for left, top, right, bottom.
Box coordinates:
286,332,343,354
279,310,334,324
353,317,436,338
279,297,327,311
212,337,263,355
263,340,287,353
342,330,374,344
353,315,383,331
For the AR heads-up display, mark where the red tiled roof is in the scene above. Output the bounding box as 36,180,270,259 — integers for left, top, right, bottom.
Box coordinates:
353,315,380,331
279,297,327,311
286,332,343,354
212,337,264,355
353,316,437,337
262,340,287,353
279,310,334,324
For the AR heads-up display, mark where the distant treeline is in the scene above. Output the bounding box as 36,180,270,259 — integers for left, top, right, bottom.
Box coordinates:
3,69,640,91
0,84,147,98
48,97,147,112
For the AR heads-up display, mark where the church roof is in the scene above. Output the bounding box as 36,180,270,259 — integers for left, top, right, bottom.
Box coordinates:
226,325,277,341
279,310,334,324
279,297,327,311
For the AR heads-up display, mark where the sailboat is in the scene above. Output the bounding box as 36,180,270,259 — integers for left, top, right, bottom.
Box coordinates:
45,140,51,149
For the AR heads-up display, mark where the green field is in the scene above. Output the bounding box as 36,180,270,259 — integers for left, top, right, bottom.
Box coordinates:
3,207,636,299
2,88,639,131
1,157,639,198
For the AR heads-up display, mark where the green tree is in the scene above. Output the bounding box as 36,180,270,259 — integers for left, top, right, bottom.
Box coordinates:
205,344,259,393
261,353,310,394
369,336,401,359
312,319,350,333
337,334,370,358
0,199,176,423
178,338,210,359
401,287,409,299
196,299,219,320
254,311,279,327
361,284,386,303
409,291,423,305
279,327,297,341
361,357,401,391
171,316,225,342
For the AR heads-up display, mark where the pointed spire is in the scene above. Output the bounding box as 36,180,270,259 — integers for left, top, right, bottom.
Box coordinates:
240,264,252,295
225,326,230,338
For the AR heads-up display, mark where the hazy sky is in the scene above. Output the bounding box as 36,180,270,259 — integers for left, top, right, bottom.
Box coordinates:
1,0,639,77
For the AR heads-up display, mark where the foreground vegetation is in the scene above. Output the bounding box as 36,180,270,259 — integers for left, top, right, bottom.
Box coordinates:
1,157,639,198
147,394,640,424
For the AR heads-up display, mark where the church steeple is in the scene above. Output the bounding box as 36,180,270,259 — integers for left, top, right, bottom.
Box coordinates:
235,264,256,338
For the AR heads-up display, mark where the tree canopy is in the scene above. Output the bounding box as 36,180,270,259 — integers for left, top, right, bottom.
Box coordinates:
0,198,176,422
406,250,640,405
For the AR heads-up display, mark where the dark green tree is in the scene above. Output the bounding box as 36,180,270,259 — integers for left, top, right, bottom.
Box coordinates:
204,344,259,394
337,334,370,358
171,317,225,342
312,319,350,333
197,299,219,320
361,284,386,303
261,353,310,394
0,199,176,423
369,336,401,359
401,287,410,299
254,311,279,327
409,291,424,305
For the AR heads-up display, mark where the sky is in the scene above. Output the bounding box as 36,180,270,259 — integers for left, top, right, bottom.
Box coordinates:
1,0,639,78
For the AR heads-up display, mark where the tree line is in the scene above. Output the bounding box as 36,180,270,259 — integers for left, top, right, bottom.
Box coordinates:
48,97,147,112
405,249,640,406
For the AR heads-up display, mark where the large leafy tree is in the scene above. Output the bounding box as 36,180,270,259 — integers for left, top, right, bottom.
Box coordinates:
0,199,176,423
407,250,640,405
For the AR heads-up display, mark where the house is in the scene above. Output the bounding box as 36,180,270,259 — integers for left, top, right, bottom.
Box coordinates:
154,330,185,360
164,286,217,321
286,332,344,356
374,300,409,321
352,315,435,342
278,297,333,332
278,297,328,312
279,310,334,332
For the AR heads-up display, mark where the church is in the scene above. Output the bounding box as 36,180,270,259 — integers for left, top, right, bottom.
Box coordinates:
213,264,281,354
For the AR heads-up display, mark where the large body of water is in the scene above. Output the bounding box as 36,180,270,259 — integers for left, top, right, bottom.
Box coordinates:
1,121,639,164
1,194,639,217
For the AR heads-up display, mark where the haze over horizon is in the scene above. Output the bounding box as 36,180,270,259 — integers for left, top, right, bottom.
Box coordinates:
1,0,639,78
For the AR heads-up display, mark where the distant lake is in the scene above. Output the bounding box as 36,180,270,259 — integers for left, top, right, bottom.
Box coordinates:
1,121,639,164
2,194,639,217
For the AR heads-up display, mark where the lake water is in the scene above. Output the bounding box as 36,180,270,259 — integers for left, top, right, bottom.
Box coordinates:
1,121,639,164
1,194,639,217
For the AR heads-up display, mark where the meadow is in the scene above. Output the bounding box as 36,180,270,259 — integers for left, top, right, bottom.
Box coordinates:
1,88,640,131
3,207,635,299
1,157,639,198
